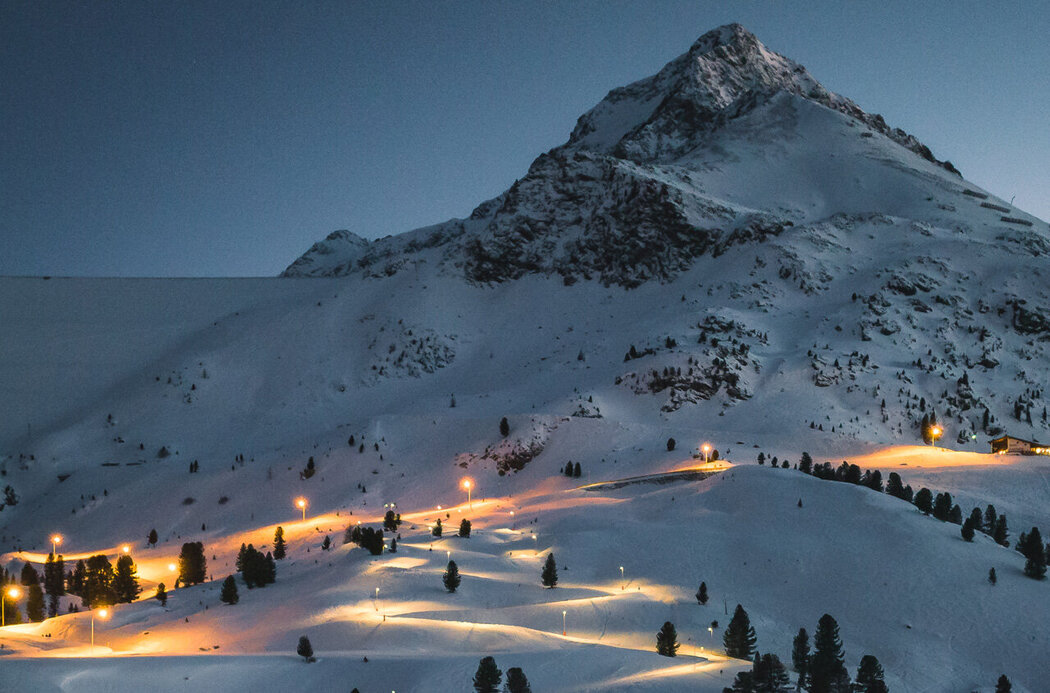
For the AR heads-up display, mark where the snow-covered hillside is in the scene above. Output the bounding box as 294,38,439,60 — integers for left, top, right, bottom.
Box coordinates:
3,23,1050,693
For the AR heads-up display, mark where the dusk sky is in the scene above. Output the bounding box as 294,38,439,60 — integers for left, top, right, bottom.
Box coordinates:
2,1,1048,277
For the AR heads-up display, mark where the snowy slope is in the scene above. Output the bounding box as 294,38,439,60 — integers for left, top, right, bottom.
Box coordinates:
2,23,1050,693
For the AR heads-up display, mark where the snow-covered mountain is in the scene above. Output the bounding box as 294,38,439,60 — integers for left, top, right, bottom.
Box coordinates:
3,25,1050,693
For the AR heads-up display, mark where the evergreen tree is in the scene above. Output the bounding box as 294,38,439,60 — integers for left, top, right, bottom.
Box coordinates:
155,582,168,606
1022,527,1047,579
220,575,239,604
25,582,45,622
443,560,461,593
44,552,65,617
865,470,884,492
113,554,141,603
968,507,984,533
504,667,532,693
263,552,277,584
656,621,679,657
20,562,39,586
758,452,766,465
564,462,573,477
961,516,976,542
70,559,86,596
932,492,952,521
666,437,676,452
459,519,472,537
853,655,888,693
573,462,581,477
993,515,1010,546
236,543,248,572
810,614,850,693
913,488,933,515
792,627,810,689
948,504,962,525
696,581,709,605
178,542,207,585
500,417,510,437
723,604,757,659
473,656,502,693
752,652,791,692
541,553,558,588
383,510,400,531
273,527,287,559
799,452,813,475
147,528,158,547
995,674,1011,693
297,635,315,662
83,554,116,608
321,536,331,551
433,519,443,537
988,567,997,585
984,505,998,534
885,473,906,499
389,537,397,553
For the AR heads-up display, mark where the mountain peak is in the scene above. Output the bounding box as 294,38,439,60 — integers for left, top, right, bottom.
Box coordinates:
688,22,758,52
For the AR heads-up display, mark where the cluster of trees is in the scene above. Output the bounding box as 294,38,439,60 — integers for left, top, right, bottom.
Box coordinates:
459,519,472,537
562,462,582,478
66,554,140,608
383,510,402,532
958,504,1010,547
1015,527,1048,579
236,544,276,588
345,524,385,555
715,606,888,693
473,656,531,693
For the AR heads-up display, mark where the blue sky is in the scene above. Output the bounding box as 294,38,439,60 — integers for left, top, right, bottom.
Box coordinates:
2,1,1048,277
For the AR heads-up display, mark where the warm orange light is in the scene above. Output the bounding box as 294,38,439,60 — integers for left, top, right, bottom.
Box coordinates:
122,545,130,554
51,535,62,545
5,587,20,600
701,443,711,453
97,608,109,619
461,478,472,491
168,563,177,572
931,426,942,437
296,498,307,509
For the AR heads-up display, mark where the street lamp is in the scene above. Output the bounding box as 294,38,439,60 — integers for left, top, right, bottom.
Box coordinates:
296,497,307,522
1,586,20,627
930,425,943,449
562,610,567,636
91,607,109,653
374,587,380,612
461,478,473,509
121,545,130,555
51,534,62,556
701,443,711,464
619,565,624,590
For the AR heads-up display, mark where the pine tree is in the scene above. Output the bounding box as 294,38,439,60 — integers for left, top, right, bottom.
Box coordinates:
384,510,399,531
541,553,558,588
44,553,65,618
656,621,679,657
20,562,39,586
220,575,239,604
984,505,998,534
913,488,933,515
810,614,850,693
993,515,1010,546
799,452,813,475
500,417,510,437
932,492,952,521
573,462,581,477
885,472,905,499
459,519,472,537
113,554,140,603
389,537,397,553
564,462,573,477
443,560,461,593
25,583,45,622
321,536,331,551
263,552,277,584
273,527,287,559
988,567,997,585
696,581,708,605
83,554,116,608
995,674,1012,693
504,667,531,693
752,652,791,692
1022,527,1047,579
758,452,766,465
297,635,315,662
178,542,207,585
961,516,975,542
854,655,888,693
473,656,502,693
433,519,443,537
968,507,984,533
666,437,676,452
723,604,757,659
155,582,168,606
792,627,810,689
70,559,86,596
147,528,158,547
948,504,962,524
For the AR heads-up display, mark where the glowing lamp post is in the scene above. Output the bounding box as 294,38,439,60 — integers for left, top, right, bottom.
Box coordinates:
619,565,624,590
701,443,711,464
1,586,20,627
51,534,62,556
91,607,109,652
461,478,473,510
930,425,943,449
562,609,567,636
121,545,130,555
374,587,380,612
296,497,307,522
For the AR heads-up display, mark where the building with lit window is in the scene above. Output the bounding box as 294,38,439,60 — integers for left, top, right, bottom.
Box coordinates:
990,435,1049,455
